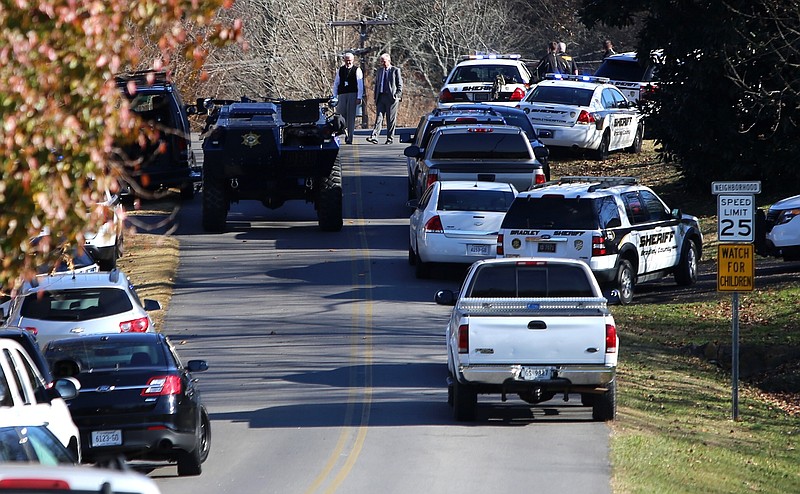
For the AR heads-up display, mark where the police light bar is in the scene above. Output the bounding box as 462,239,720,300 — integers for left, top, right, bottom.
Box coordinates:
544,74,610,84
460,54,521,61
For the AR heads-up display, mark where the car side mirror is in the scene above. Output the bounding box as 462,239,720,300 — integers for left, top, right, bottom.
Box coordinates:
533,146,549,160
54,377,80,400
143,299,162,311
187,360,209,373
186,105,197,116
671,208,681,219
435,290,456,306
406,199,419,209
605,218,622,229
404,145,422,158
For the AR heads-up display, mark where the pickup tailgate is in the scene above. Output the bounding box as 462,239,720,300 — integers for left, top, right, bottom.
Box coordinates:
459,298,611,365
430,160,539,192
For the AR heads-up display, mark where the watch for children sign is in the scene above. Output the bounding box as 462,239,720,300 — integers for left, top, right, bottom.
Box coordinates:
717,243,754,291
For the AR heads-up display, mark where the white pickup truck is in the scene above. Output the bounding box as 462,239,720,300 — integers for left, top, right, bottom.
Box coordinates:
435,258,619,421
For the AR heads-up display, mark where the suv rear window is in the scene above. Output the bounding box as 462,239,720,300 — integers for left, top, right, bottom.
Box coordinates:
466,263,595,297
431,132,530,160
502,197,599,230
21,289,133,321
595,59,656,82
451,65,524,84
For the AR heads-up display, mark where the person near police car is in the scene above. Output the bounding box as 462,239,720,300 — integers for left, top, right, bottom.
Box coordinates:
557,42,579,75
367,53,403,144
535,41,566,81
602,40,616,59
332,52,364,145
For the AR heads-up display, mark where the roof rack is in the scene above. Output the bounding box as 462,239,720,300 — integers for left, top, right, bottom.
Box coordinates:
543,74,610,84
114,70,169,88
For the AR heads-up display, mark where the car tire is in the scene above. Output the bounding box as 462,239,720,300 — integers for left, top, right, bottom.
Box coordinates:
594,131,610,161
627,124,643,154
415,251,431,279
452,379,477,422
592,380,617,421
177,409,211,477
317,156,344,232
615,259,635,305
179,181,195,200
408,241,416,266
202,178,227,233
674,238,699,286
407,179,416,200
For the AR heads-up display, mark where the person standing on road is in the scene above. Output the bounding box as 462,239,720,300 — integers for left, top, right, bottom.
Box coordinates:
332,52,363,145
602,40,616,59
557,42,579,75
366,53,403,145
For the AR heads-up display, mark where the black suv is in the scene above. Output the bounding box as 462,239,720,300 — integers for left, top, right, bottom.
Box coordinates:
115,71,197,200
400,104,550,199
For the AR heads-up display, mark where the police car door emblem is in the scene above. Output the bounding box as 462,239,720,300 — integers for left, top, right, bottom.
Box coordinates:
574,240,584,250
242,132,260,147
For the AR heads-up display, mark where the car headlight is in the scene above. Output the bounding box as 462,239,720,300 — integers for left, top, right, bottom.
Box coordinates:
774,208,800,225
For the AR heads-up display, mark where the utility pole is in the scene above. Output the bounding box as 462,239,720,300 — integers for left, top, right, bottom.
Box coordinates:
329,18,395,129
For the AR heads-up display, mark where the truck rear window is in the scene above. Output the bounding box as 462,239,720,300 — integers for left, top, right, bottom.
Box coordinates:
501,197,599,230
467,264,595,298
431,132,530,160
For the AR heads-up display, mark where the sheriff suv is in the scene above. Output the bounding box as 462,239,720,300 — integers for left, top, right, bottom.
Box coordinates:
496,176,703,304
438,54,532,108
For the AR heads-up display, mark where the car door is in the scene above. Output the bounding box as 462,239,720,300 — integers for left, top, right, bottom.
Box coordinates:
621,190,679,274
410,185,436,253
606,87,638,150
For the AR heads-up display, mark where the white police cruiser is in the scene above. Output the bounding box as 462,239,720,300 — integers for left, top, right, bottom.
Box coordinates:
438,54,532,108
594,51,662,103
496,176,703,304
517,74,643,160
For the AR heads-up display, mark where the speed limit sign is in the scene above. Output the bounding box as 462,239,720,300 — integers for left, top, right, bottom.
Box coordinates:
717,194,755,242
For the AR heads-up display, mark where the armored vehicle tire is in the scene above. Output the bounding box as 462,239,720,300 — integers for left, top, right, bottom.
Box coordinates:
317,156,343,232
615,259,635,305
592,380,617,421
452,380,477,422
675,238,699,286
202,178,227,232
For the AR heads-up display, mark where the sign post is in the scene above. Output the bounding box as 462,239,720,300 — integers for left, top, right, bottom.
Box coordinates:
712,181,760,421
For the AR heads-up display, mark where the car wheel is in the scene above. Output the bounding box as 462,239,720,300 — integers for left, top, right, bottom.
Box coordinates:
594,131,610,161
179,181,195,200
407,179,416,200
177,409,211,476
408,241,416,266
452,379,477,422
675,238,699,286
415,251,431,279
616,259,635,305
592,380,617,421
627,124,643,154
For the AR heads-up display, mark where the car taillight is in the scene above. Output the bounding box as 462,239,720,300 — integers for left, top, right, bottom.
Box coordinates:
425,170,439,190
177,136,187,153
142,375,182,396
457,324,469,353
577,110,595,124
455,117,477,123
120,316,149,333
467,127,493,133
496,233,504,256
592,235,608,256
439,88,454,103
21,326,38,337
0,479,70,489
424,215,444,233
534,169,546,184
510,87,526,101
606,324,617,353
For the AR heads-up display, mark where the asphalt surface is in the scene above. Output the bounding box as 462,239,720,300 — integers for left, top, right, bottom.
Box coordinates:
149,130,613,493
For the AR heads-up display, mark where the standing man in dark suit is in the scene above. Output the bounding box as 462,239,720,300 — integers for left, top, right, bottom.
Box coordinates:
366,53,403,144
332,52,363,145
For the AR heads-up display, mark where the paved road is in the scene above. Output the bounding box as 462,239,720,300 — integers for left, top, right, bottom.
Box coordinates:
152,133,613,494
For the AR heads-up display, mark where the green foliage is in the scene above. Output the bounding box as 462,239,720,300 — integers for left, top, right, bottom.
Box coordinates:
579,0,800,194
0,0,241,291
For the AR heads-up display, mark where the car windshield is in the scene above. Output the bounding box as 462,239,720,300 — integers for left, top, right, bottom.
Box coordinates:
0,426,75,465
20,288,133,321
437,189,515,212
451,65,522,84
526,86,593,106
431,132,530,160
595,59,654,82
466,263,595,298
501,197,599,230
45,339,167,371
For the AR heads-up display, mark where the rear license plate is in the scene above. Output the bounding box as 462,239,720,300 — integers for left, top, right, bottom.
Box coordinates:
91,430,122,447
538,243,556,253
520,367,551,381
467,244,490,256
473,93,490,101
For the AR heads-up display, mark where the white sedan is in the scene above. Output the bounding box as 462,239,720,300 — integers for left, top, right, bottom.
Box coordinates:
408,181,517,278
517,74,644,160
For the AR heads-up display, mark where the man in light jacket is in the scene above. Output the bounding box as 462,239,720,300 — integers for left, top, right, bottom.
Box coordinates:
332,52,364,145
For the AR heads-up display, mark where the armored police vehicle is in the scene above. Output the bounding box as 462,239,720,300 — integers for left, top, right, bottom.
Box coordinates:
195,98,344,232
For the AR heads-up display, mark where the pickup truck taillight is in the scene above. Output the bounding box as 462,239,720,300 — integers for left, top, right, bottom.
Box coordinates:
496,233,504,256
534,169,546,185
592,235,608,256
605,324,617,353
457,324,469,353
